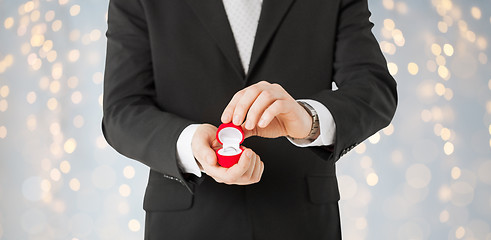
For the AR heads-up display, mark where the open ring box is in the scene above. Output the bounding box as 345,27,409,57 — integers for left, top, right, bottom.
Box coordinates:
216,123,245,168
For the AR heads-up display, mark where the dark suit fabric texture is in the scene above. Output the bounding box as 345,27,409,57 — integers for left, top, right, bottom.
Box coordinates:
102,0,397,239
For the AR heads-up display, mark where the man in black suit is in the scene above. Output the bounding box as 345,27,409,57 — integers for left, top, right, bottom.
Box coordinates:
102,0,397,239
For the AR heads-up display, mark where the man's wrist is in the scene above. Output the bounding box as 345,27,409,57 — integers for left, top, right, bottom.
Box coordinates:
293,101,320,141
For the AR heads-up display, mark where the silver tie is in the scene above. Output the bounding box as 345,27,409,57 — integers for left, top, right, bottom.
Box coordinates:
222,0,263,74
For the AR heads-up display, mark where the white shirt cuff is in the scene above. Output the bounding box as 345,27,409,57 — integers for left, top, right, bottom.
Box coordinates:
286,99,336,147
176,124,202,177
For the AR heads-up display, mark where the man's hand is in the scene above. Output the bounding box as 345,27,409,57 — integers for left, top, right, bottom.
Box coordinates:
191,124,264,185
221,81,312,139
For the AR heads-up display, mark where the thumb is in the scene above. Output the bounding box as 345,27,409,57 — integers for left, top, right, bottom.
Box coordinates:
193,133,219,166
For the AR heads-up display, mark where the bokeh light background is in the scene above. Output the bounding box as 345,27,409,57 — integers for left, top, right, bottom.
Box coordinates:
0,0,490,239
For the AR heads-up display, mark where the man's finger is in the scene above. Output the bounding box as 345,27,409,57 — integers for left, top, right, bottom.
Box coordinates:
231,87,261,126
226,148,253,181
243,90,276,130
257,100,287,128
221,91,244,123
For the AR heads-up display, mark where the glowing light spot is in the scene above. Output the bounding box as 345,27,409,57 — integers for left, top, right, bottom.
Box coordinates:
47,98,58,111
435,83,445,96
395,2,407,14
0,86,9,98
431,44,442,56
421,109,432,122
60,161,71,174
96,135,107,149
52,20,62,32
470,7,481,20
338,175,357,200
477,37,487,50
68,49,80,62
406,163,431,189
0,126,7,139
71,91,82,104
436,55,446,66
47,50,57,62
42,40,53,52
438,21,448,33
123,166,136,179
451,167,461,180
382,0,394,10
387,62,398,76
52,63,63,79
438,185,451,202
21,43,31,55
30,10,40,22
49,122,60,135
407,62,419,75
24,1,35,13
67,76,79,88
368,132,380,144
456,226,466,239
355,218,367,230
30,34,45,47
119,184,131,197
49,80,61,94
391,150,403,165
438,65,450,80
440,128,451,141
69,29,81,42
70,5,81,16
4,17,14,29
128,219,141,232
45,10,55,22
73,115,84,128
89,29,102,41
59,0,69,5
466,31,476,42
92,72,103,84
26,115,37,131
50,169,61,181
0,100,8,112
443,44,454,56
439,210,449,223
354,142,366,154
64,138,77,154
392,29,405,46
366,173,379,186
383,124,394,135
40,179,51,192
444,142,454,155
383,19,395,30
69,178,80,191
98,94,103,106
380,41,396,55
427,60,437,72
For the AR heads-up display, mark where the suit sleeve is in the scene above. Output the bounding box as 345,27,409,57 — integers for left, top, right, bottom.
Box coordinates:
310,0,398,162
102,0,197,191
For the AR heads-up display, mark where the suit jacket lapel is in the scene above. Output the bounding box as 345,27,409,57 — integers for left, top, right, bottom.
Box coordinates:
247,0,296,78
183,0,245,79
183,0,296,81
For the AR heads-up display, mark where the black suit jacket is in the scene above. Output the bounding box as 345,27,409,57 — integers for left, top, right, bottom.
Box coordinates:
102,0,397,239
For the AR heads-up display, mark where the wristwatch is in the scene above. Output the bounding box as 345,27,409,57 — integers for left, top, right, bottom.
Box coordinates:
294,101,320,140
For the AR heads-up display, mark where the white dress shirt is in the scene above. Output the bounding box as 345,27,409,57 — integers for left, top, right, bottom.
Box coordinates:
176,0,336,177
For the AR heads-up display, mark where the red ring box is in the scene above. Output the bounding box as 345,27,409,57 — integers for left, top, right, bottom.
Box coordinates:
216,123,244,168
